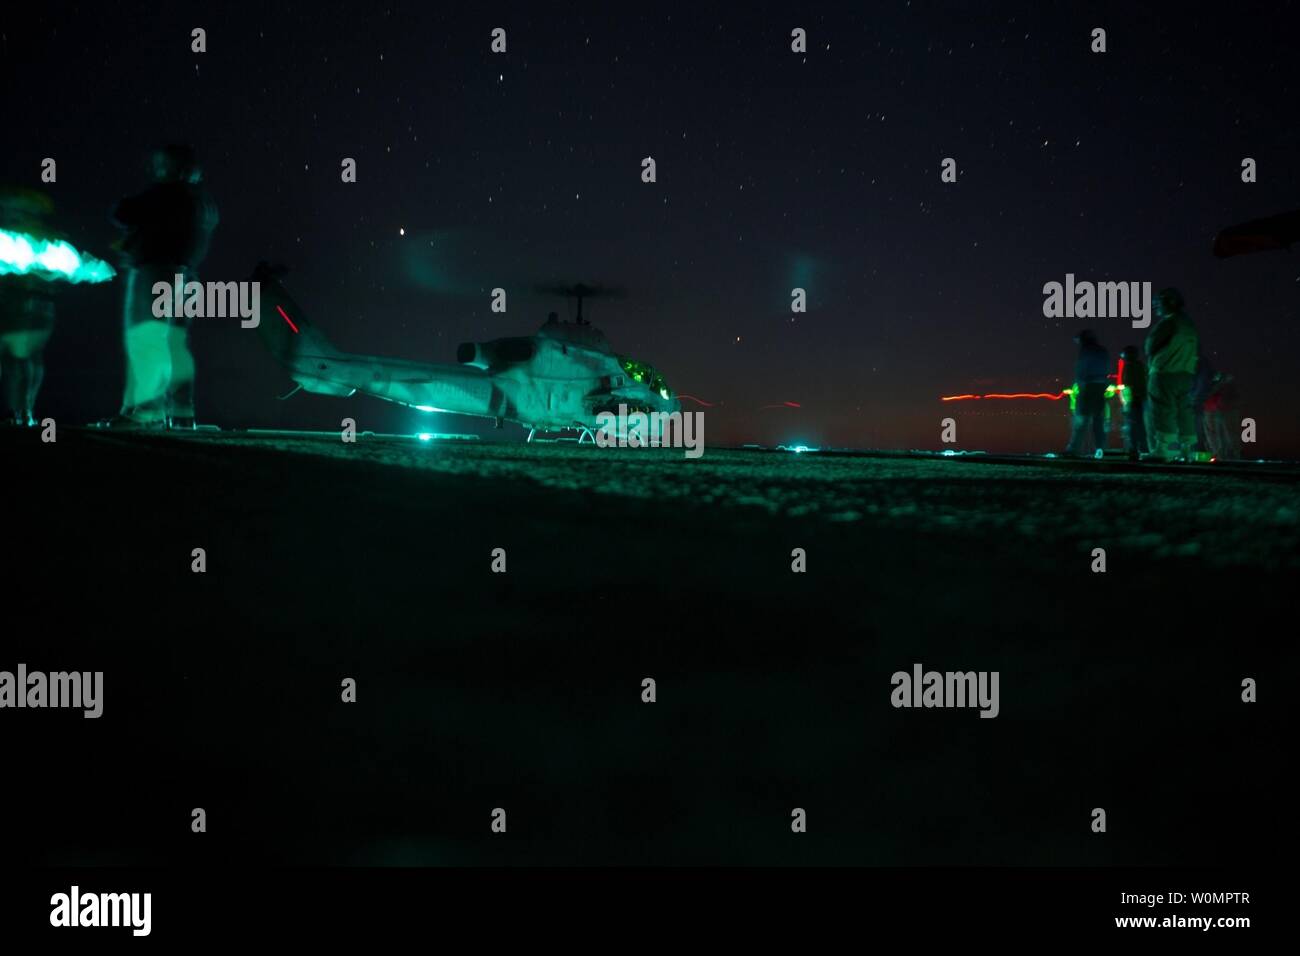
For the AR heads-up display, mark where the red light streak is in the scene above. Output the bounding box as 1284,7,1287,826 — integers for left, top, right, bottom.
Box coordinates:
276,304,299,334
941,392,1068,402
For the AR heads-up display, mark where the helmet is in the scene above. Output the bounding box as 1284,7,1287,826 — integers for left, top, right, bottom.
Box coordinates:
150,144,199,182
0,186,54,234
1154,287,1184,319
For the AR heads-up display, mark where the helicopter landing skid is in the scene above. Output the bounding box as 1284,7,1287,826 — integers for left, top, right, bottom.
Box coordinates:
526,426,598,444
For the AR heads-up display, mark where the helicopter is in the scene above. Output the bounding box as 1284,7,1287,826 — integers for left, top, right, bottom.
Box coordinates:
253,265,681,441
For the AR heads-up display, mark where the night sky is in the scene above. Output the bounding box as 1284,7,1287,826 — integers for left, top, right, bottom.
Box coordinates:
6,1,1300,452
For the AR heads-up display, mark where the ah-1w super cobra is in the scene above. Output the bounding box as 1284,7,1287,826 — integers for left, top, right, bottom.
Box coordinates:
253,264,680,441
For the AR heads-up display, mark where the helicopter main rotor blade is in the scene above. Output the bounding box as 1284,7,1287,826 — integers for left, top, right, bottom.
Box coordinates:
534,282,629,299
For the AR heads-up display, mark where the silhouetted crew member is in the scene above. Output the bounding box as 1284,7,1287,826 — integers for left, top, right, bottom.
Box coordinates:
1189,348,1216,457
1118,345,1148,460
110,145,218,428
1143,288,1199,461
1203,372,1241,460
0,189,58,427
1066,329,1110,457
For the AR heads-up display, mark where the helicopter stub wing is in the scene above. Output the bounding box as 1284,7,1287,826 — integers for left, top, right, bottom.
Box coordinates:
293,351,499,417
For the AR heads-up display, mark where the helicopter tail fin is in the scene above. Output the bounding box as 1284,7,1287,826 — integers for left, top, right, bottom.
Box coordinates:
251,262,344,366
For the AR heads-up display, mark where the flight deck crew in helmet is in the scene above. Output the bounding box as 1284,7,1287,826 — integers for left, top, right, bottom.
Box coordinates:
1118,345,1148,460
1143,287,1199,461
109,144,218,428
1066,329,1110,457
0,188,58,427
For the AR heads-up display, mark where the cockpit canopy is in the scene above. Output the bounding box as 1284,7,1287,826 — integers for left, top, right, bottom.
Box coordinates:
619,355,671,399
